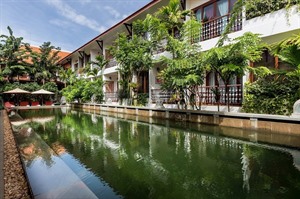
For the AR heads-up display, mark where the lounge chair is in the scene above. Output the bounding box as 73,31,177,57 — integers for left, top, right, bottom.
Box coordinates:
31,101,40,106
4,102,15,108
20,101,30,106
45,101,53,106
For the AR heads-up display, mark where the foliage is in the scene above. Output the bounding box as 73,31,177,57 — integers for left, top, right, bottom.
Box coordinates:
242,77,300,115
82,79,104,103
137,93,149,106
243,31,300,115
0,26,30,81
245,0,299,20
86,55,108,77
62,78,104,103
42,82,58,93
1,82,40,92
204,32,266,111
58,68,76,87
117,89,130,101
156,0,190,37
62,79,85,102
110,31,153,99
159,17,204,109
29,41,61,84
272,32,300,81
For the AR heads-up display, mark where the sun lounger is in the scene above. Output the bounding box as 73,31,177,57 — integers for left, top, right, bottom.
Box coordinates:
20,101,30,106
45,101,53,106
4,101,15,108
31,101,40,106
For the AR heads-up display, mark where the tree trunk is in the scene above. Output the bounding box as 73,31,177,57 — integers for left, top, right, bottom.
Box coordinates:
225,83,230,112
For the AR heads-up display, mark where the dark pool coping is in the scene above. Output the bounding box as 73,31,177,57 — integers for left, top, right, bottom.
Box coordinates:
0,110,4,199
14,127,98,199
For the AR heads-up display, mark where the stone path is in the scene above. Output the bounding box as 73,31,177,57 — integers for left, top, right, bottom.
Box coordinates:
0,110,4,199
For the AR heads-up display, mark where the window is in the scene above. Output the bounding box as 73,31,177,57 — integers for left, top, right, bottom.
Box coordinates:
193,0,241,41
203,4,214,21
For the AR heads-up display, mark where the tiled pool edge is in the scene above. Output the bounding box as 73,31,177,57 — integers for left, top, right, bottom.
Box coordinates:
73,103,300,135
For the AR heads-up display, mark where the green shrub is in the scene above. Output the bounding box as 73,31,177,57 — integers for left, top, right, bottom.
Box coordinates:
62,78,104,103
242,77,300,115
137,93,149,106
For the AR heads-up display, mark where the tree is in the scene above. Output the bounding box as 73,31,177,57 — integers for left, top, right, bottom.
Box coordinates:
29,42,61,84
0,26,30,82
84,55,108,79
204,32,265,111
159,17,205,110
156,0,190,37
110,31,153,102
59,68,76,88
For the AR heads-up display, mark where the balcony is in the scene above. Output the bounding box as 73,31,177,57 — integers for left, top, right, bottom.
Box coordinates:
201,13,242,41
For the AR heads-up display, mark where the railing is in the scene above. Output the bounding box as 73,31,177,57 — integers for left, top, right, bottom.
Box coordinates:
201,13,242,41
151,89,175,103
106,59,118,68
197,84,242,105
151,84,242,106
105,92,118,102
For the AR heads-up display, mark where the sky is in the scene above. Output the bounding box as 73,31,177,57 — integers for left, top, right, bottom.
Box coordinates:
0,0,151,52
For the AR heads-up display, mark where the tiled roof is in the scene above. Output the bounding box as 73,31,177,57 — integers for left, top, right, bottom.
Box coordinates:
24,46,70,64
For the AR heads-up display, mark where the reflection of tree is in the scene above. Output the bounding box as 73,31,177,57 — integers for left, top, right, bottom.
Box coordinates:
14,125,55,167
241,145,251,192
240,144,300,197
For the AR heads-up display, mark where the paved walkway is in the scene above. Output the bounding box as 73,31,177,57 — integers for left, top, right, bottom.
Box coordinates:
0,110,4,199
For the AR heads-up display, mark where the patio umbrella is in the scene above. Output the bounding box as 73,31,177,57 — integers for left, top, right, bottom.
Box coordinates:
3,88,30,94
31,89,54,95
3,88,30,105
31,89,54,105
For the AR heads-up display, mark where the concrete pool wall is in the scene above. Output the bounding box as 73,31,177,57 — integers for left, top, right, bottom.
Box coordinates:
71,103,300,135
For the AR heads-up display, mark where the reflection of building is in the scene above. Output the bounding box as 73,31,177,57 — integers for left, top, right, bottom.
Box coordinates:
59,0,300,108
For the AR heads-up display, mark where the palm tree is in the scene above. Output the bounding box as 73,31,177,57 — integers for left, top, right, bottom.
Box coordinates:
59,68,75,87
0,26,30,82
156,0,190,37
84,55,108,80
272,33,300,82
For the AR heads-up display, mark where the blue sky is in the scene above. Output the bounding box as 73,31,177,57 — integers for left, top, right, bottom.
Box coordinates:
0,0,151,52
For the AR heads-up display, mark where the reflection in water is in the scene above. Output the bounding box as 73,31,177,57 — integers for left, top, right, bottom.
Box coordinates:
11,108,300,199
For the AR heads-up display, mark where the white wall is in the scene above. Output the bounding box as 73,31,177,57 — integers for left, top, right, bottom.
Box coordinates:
198,5,300,51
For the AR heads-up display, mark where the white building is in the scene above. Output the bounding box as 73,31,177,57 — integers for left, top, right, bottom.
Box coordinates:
59,0,300,108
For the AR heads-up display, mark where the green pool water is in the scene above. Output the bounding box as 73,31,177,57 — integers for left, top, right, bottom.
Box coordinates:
11,108,300,199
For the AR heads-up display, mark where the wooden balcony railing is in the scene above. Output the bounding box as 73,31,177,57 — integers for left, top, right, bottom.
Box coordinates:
201,13,242,41
197,84,242,105
151,89,175,103
151,84,242,106
105,92,118,102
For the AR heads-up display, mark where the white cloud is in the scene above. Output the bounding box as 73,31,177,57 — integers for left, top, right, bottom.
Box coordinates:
104,6,121,19
79,0,92,5
45,0,106,33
